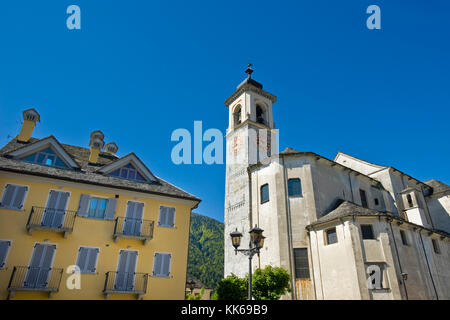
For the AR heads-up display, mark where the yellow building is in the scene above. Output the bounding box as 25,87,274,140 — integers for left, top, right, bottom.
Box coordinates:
0,109,200,300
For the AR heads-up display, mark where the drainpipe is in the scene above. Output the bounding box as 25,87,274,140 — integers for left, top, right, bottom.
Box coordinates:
281,155,296,299
388,221,408,300
418,232,439,300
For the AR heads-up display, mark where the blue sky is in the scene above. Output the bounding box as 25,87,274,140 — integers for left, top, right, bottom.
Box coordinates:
0,1,449,223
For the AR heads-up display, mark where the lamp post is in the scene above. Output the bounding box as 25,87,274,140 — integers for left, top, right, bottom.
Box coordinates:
230,225,265,300
187,279,196,295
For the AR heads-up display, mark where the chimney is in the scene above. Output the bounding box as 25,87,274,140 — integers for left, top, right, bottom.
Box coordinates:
88,130,105,164
18,109,40,142
104,142,118,156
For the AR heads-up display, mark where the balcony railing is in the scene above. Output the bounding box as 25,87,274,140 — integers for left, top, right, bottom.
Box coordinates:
103,271,149,300
26,206,77,238
113,217,154,245
7,266,63,299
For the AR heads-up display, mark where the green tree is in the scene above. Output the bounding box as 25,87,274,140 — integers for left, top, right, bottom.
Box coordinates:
185,287,205,300
211,274,247,300
252,265,291,300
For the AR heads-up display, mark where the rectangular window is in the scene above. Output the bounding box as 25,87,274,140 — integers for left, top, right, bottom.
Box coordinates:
374,198,379,206
432,239,441,254
361,225,375,240
0,184,28,210
359,189,368,208
158,206,175,228
288,178,302,197
293,248,310,279
76,247,99,274
0,240,12,269
400,230,408,246
153,253,172,277
260,184,269,204
88,198,108,219
326,228,337,245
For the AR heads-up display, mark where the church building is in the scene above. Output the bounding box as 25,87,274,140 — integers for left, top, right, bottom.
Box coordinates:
224,67,450,300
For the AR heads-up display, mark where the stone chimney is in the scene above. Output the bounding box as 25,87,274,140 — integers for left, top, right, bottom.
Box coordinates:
104,142,118,156
88,130,105,164
18,109,40,142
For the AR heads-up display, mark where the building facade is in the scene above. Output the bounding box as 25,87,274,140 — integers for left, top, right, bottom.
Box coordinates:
224,71,450,300
0,109,200,300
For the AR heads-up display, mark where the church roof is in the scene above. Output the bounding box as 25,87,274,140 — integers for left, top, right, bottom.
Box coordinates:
0,136,200,202
308,200,387,227
271,147,384,188
425,179,450,195
306,200,450,238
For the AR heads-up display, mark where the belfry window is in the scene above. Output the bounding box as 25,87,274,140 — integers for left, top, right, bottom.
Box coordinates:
233,105,242,126
406,194,413,208
256,105,265,125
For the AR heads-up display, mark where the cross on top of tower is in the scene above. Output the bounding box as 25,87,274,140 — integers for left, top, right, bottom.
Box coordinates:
245,63,254,79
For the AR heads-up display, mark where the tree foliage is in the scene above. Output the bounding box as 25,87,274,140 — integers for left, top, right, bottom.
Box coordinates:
185,287,205,300
211,274,247,300
187,212,224,289
252,265,291,300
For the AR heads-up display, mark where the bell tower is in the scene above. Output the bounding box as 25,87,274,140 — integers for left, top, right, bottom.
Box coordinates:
224,65,277,277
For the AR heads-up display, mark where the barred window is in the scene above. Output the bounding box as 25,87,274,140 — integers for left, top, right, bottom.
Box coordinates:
293,248,310,279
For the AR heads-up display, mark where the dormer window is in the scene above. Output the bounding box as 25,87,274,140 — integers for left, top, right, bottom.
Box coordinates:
108,163,146,182
21,148,68,169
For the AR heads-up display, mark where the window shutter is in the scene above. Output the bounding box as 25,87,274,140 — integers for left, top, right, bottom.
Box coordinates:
77,194,91,217
0,240,11,268
153,253,162,276
104,198,117,220
86,248,99,273
158,207,165,226
162,254,171,277
11,186,27,209
77,247,88,272
167,207,175,227
1,184,15,208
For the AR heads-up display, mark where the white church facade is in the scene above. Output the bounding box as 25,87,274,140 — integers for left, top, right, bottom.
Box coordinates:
224,67,450,300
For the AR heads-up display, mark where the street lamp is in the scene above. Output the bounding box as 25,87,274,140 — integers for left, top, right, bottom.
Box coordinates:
230,225,265,300
187,279,196,295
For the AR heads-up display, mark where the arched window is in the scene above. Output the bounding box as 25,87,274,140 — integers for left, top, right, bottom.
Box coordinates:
256,105,265,125
233,105,242,126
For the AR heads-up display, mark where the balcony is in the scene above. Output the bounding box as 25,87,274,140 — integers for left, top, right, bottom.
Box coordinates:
113,217,154,245
26,206,77,238
103,271,149,300
7,266,63,299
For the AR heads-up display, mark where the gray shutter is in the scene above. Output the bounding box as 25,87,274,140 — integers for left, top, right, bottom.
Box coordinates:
153,253,162,276
1,184,15,208
161,254,171,277
104,198,117,220
167,207,175,227
11,186,27,209
161,254,172,277
77,194,91,217
36,245,56,288
0,240,11,268
86,248,99,273
159,207,167,226
77,247,88,272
